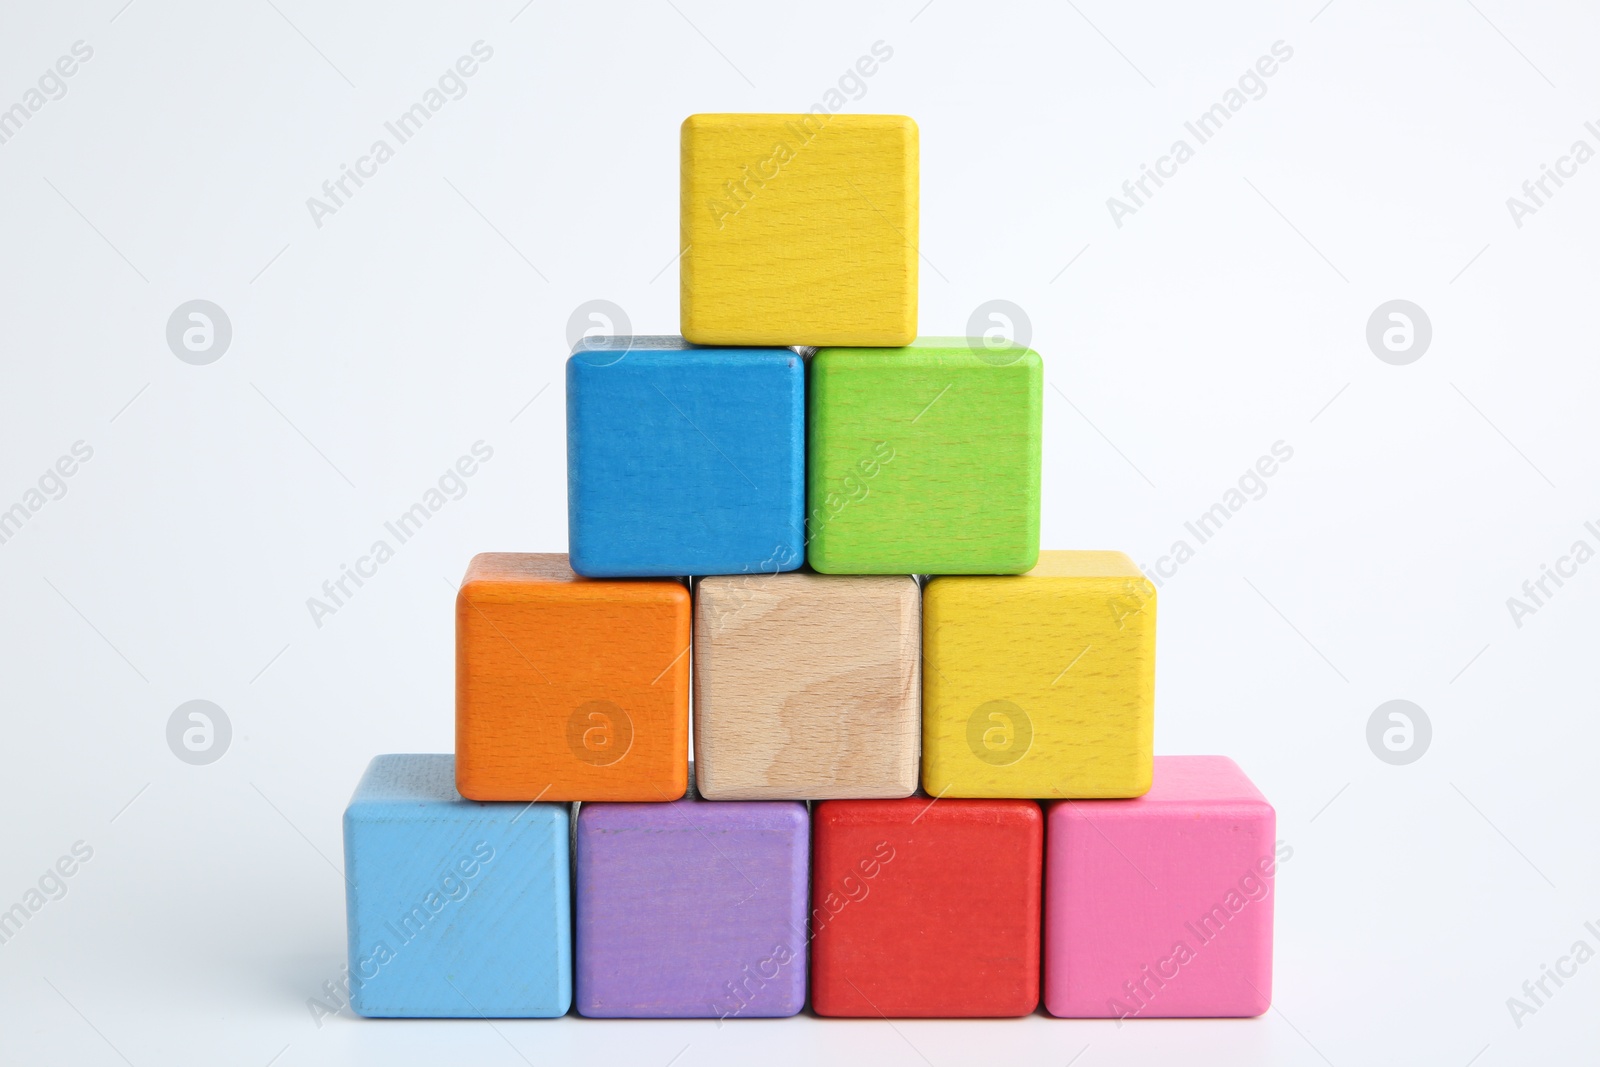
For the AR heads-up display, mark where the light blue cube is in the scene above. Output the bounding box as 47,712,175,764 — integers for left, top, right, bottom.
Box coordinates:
566,335,805,577
342,754,571,1017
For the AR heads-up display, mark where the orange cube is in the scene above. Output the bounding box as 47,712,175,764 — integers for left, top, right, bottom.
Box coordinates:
455,553,690,802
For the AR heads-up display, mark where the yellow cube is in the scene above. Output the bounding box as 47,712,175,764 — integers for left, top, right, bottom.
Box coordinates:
923,550,1155,799
680,113,918,347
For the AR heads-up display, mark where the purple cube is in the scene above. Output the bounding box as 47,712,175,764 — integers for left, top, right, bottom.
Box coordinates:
575,784,808,1018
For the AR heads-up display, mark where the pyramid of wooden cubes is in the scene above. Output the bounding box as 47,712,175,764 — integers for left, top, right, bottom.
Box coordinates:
341,112,1278,1022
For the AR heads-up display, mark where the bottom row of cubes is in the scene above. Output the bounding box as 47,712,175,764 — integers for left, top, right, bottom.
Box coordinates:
342,754,1280,1020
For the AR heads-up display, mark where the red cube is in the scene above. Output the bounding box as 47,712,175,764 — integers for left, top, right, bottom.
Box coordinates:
810,797,1043,1017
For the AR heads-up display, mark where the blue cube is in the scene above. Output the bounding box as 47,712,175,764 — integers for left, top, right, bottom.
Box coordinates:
342,754,572,1017
566,336,804,577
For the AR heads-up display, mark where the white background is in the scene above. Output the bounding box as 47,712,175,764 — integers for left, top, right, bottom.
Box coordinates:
2,1,1597,1064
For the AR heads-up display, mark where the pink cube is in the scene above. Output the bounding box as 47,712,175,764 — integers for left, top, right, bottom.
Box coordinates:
1043,755,1279,1019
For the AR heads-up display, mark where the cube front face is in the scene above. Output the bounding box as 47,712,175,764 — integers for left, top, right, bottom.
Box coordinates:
807,342,1042,574
810,798,1042,1017
343,755,572,1018
694,573,920,800
575,795,809,1018
923,551,1155,799
1043,756,1276,1019
567,337,804,578
455,553,690,802
680,113,918,347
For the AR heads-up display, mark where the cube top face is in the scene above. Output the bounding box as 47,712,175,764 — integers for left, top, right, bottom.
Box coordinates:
575,792,809,1018
680,113,918,347
693,573,920,800
1092,753,1269,811
346,752,474,809
345,754,572,836
1026,548,1147,580
922,550,1155,799
455,553,690,802
566,342,805,578
807,341,1042,574
342,755,571,1018
569,334,794,363
570,333,699,360
1043,756,1276,1019
810,797,1042,1018
460,551,690,601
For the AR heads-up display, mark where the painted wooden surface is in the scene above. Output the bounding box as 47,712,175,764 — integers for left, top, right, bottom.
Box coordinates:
680,113,918,347
575,768,808,1018
694,572,919,800
806,339,1041,574
923,550,1155,799
454,552,689,802
567,336,804,578
342,754,571,1018
1043,755,1277,1019
810,796,1042,1018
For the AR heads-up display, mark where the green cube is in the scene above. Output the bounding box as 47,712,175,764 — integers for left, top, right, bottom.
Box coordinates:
806,339,1042,574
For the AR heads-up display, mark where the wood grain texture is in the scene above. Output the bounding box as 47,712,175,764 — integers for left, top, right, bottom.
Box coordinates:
810,797,1042,1018
694,572,919,800
454,552,689,803
807,339,1041,574
566,336,805,578
922,550,1155,799
574,769,808,1018
680,113,918,347
1043,756,1276,1018
342,754,572,1018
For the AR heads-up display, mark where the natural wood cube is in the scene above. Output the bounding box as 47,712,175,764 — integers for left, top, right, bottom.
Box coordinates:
693,572,920,800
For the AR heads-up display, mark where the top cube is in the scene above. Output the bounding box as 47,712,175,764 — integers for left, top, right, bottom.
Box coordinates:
681,113,918,347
